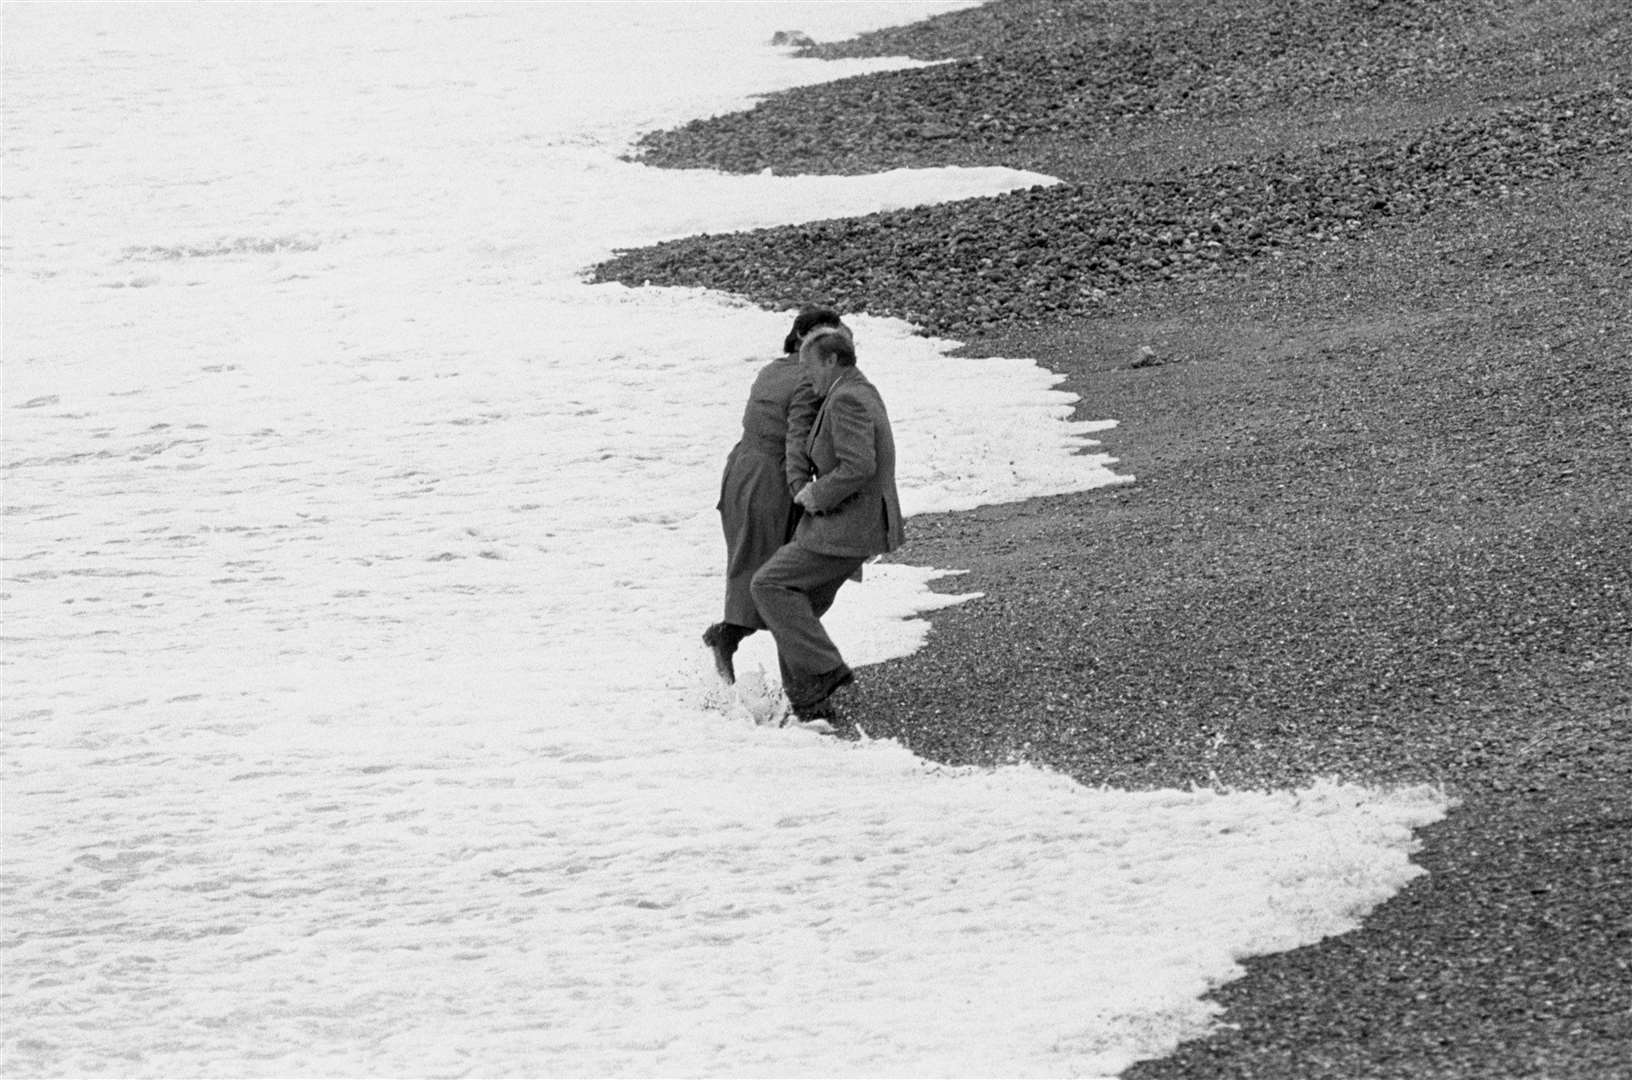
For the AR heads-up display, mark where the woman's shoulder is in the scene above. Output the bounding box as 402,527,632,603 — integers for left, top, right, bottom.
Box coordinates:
753,355,805,391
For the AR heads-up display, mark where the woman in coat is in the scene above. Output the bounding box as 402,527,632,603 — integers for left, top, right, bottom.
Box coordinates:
703,306,849,684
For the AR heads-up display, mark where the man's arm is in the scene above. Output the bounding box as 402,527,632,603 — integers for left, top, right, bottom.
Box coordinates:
784,377,818,496
798,391,876,514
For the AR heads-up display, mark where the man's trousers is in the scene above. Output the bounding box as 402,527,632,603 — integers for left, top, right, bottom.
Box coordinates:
750,542,866,706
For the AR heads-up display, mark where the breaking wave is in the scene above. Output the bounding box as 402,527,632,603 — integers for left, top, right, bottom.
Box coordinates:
120,234,325,261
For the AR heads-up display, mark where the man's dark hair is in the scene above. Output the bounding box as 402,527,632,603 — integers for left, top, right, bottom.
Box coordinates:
806,330,856,367
783,306,843,354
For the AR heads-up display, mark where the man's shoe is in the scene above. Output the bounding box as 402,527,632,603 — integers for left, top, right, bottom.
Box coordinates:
788,696,838,734
788,665,854,717
806,665,854,704
792,697,837,723
701,623,737,685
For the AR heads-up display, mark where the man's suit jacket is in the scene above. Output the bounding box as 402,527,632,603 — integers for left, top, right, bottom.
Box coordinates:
794,368,904,559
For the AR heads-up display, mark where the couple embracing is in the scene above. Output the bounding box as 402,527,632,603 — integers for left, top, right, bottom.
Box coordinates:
702,307,903,728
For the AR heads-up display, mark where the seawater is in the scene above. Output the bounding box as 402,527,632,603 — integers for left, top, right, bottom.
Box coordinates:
3,4,1447,1076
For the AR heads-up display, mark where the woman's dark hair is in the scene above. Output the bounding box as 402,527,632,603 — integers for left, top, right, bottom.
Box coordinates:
783,306,843,354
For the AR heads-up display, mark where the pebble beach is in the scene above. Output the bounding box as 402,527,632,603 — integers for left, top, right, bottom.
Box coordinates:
595,1,1632,1076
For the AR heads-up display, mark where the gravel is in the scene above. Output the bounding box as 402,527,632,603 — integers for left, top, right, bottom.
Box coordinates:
594,1,1632,1075
602,88,1629,338
633,0,1629,180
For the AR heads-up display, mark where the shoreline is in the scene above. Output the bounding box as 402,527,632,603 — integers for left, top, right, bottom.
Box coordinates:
597,1,1631,1076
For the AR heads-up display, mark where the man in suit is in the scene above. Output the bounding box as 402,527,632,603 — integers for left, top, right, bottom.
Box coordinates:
751,327,904,724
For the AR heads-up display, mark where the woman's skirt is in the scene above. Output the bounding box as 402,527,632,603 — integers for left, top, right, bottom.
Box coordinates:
717,442,799,627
